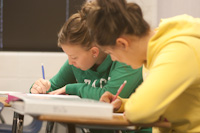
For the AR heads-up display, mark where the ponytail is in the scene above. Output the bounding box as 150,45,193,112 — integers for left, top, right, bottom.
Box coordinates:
82,0,150,46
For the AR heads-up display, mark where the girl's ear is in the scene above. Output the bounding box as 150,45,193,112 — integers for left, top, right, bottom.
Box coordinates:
116,37,129,51
90,46,99,58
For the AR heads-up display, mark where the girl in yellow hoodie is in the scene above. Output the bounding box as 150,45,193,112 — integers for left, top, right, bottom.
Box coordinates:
82,0,200,132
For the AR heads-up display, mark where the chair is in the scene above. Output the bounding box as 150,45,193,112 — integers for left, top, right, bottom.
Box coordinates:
46,121,54,133
0,102,42,133
0,102,5,124
0,119,42,133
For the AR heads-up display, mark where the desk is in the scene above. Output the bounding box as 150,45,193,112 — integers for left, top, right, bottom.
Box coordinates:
0,97,24,133
0,97,11,124
38,114,171,133
1,97,171,133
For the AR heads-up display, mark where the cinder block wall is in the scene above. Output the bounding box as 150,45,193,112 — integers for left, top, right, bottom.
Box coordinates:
0,52,67,92
0,51,67,132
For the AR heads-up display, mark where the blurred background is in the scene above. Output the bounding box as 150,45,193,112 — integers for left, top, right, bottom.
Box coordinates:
0,0,199,132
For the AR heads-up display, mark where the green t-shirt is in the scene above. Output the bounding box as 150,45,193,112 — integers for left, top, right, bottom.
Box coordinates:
48,55,143,100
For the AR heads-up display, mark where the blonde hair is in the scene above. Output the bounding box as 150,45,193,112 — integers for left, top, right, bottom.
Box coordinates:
57,13,93,50
82,0,150,46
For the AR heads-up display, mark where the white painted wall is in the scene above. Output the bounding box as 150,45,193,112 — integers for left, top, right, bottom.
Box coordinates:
0,52,67,92
157,0,200,22
0,51,67,133
128,0,200,28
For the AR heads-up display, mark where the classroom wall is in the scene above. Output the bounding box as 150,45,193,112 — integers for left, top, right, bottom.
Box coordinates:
129,0,200,28
0,52,68,133
0,52,67,92
157,0,200,21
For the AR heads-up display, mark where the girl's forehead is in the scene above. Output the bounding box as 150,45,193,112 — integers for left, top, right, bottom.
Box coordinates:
62,44,87,54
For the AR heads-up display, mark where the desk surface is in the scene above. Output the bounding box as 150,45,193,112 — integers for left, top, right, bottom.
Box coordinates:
0,97,171,131
38,113,171,129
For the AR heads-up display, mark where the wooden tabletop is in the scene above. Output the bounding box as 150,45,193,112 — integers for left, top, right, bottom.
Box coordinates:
0,96,171,130
38,113,171,128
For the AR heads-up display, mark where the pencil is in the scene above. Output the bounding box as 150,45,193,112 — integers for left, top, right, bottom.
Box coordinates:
112,80,127,102
41,64,45,79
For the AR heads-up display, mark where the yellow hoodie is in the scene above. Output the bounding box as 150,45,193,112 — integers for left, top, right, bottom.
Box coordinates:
120,15,200,132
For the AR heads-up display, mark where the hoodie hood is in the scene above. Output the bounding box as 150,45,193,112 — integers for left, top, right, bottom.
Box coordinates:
147,14,200,68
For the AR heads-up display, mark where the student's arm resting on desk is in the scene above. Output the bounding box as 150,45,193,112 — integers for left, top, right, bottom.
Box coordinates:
100,91,128,112
30,60,76,94
47,60,77,92
124,44,199,123
30,79,51,94
63,62,142,100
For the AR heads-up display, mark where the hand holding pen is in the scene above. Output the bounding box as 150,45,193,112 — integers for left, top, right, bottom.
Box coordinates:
30,64,51,94
100,80,127,112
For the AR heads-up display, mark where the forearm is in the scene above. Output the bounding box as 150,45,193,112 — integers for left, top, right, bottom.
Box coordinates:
47,60,76,92
66,83,106,100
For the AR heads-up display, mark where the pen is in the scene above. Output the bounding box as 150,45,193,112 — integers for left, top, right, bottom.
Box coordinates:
112,80,127,102
41,64,45,79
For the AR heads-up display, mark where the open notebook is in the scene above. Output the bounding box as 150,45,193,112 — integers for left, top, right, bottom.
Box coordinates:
7,93,113,119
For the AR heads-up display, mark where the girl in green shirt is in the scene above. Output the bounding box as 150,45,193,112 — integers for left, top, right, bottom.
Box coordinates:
30,13,142,100
30,12,144,133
